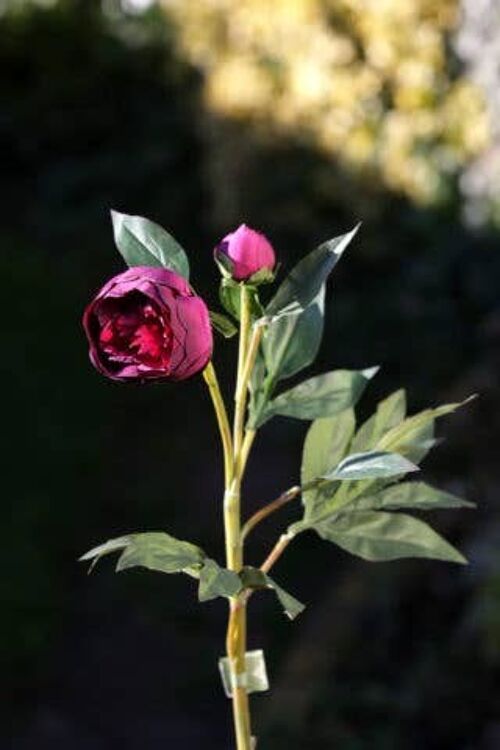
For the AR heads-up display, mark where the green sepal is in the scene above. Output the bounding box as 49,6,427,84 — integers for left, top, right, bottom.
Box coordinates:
240,566,305,620
246,266,276,286
209,310,238,339
110,210,190,279
219,278,264,321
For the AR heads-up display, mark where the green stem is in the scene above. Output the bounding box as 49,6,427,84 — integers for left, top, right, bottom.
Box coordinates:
203,362,233,486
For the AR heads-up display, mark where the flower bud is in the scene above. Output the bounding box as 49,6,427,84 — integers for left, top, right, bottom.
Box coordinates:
215,224,275,282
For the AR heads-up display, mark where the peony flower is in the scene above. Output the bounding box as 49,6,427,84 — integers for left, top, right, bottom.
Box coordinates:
83,266,213,382
215,224,275,282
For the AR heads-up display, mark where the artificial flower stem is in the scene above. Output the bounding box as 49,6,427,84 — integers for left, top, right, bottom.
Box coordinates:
203,361,233,485
233,284,251,458
241,486,301,542
224,284,254,750
260,532,293,574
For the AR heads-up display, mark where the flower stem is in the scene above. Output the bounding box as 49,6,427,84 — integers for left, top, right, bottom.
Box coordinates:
225,284,256,750
203,361,233,485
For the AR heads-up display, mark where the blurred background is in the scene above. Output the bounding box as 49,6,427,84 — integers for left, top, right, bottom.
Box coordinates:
2,0,500,747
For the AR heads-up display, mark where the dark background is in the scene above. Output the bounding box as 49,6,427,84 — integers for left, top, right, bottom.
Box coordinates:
2,2,500,748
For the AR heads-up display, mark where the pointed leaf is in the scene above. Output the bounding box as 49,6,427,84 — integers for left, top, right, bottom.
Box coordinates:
323,450,418,481
116,533,205,574
240,567,305,620
315,511,467,564
111,210,190,278
377,396,476,454
198,559,242,602
80,532,205,575
262,284,325,384
265,225,359,318
355,481,476,512
209,311,238,339
256,367,378,427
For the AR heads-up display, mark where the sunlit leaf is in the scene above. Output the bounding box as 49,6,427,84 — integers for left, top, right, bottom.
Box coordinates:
354,481,476,512
198,559,241,602
322,450,418,481
111,210,190,278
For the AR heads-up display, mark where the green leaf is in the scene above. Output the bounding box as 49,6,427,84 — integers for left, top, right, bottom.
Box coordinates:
209,311,238,338
240,567,305,620
110,210,190,279
354,481,476,512
377,396,476,455
322,450,419,481
262,284,325,384
265,225,359,318
301,409,356,521
256,367,378,427
80,532,204,575
79,535,132,573
351,389,407,454
315,511,467,564
198,559,242,602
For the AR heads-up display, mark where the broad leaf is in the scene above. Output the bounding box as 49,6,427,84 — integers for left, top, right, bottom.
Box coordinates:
322,450,418,481
240,567,305,620
111,210,190,279
262,284,325,385
81,532,204,575
354,481,475,512
315,511,467,564
255,367,378,427
301,409,355,520
209,311,238,339
265,225,359,318
198,559,241,602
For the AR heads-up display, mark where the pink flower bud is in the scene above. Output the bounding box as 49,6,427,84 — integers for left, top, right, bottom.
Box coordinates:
215,224,275,282
83,267,213,382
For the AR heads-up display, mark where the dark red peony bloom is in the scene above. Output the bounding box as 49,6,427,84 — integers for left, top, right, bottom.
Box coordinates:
83,267,213,382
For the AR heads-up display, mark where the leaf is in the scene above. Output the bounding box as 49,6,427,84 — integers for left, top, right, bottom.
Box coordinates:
80,532,204,575
377,396,476,455
315,511,467,564
256,367,378,427
262,284,325,384
301,409,356,521
322,450,419,481
209,311,238,338
265,225,359,319
198,559,242,602
351,389,407,454
354,481,476,512
79,535,132,573
110,210,190,279
240,567,305,620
